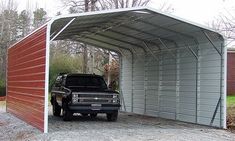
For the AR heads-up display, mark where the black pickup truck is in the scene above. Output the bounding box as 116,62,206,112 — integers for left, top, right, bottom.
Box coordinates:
50,73,120,121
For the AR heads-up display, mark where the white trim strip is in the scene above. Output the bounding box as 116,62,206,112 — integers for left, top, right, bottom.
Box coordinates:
8,86,44,90
9,33,46,57
8,90,44,98
8,72,45,78
8,80,45,83
223,42,227,129
44,21,51,133
9,47,46,64
8,56,45,69
8,64,45,73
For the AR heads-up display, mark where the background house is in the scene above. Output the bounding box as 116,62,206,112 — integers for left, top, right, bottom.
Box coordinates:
227,48,235,95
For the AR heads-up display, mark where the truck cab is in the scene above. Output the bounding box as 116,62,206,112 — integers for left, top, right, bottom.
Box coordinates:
51,73,120,121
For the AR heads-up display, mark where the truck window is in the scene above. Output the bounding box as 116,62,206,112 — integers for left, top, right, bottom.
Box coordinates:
66,76,107,89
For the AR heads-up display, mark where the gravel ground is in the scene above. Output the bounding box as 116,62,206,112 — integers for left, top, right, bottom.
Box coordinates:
0,103,235,141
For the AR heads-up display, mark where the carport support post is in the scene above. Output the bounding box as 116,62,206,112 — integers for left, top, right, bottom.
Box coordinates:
118,52,127,112
44,24,51,134
182,42,199,123
192,45,199,123
130,46,147,113
223,42,227,129
203,31,223,127
142,42,163,115
219,43,223,128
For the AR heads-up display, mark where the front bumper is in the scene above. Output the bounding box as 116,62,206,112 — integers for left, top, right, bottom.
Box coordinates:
68,103,121,113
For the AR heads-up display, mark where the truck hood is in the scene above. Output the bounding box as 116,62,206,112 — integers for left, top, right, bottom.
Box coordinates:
67,87,119,94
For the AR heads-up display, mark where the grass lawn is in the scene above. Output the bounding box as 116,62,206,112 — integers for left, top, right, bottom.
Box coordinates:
227,96,235,131
227,96,235,107
0,101,5,107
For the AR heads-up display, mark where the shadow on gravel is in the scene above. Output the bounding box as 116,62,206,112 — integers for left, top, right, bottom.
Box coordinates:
48,112,214,132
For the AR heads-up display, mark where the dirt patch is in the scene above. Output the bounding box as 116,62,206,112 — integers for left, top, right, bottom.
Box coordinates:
227,106,235,133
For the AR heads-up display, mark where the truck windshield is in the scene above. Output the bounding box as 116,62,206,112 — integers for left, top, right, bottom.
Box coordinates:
66,76,107,89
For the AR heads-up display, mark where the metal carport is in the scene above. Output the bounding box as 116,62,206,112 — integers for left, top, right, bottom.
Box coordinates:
7,7,226,133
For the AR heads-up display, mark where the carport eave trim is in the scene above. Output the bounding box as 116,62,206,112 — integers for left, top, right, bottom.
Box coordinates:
223,41,227,129
50,6,148,24
146,6,225,40
43,20,54,134
49,6,224,42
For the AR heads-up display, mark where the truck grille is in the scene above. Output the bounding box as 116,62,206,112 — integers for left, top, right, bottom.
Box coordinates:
72,92,118,104
78,94,113,98
83,99,109,103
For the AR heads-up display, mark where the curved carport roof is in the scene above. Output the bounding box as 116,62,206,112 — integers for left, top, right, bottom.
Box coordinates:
49,7,224,54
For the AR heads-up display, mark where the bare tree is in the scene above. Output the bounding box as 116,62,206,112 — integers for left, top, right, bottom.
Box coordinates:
0,0,18,81
59,0,152,74
209,10,235,47
96,0,150,10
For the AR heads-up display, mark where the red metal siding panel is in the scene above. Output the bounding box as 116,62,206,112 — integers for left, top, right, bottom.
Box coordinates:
7,26,47,132
227,52,235,95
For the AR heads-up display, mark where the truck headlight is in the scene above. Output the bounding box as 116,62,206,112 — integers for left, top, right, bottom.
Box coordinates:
112,95,119,103
72,94,79,103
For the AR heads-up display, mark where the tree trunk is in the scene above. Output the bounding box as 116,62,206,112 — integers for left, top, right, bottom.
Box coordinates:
82,0,89,74
107,52,112,85
91,0,96,11
85,0,89,12
83,44,88,73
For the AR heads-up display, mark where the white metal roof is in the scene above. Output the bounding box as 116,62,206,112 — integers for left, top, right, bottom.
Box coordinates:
48,7,224,52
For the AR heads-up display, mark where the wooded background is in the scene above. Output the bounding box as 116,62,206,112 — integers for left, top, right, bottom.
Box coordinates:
0,0,234,96
0,0,152,96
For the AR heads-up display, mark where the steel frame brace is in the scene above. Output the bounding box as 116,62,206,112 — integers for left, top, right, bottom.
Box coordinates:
203,31,223,127
203,31,222,56
158,38,176,59
210,97,221,125
50,18,76,41
143,41,159,61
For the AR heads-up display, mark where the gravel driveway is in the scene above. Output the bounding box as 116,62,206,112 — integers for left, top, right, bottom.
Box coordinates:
0,104,234,141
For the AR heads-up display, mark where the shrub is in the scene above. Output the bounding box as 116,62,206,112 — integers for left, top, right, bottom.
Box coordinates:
49,53,83,90
0,79,6,97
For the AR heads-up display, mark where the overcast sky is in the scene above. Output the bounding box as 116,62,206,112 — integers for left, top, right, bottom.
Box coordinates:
15,0,235,25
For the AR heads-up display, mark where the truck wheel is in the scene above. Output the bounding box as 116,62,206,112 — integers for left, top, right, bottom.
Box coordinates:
62,104,72,121
52,98,61,117
90,113,97,118
81,113,88,117
106,111,118,121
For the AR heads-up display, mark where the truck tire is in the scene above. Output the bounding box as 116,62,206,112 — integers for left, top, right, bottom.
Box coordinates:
90,113,97,118
62,104,72,121
106,111,118,121
81,113,88,117
52,97,61,117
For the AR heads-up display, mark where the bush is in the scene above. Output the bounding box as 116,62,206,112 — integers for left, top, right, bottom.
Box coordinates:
0,79,6,97
49,53,83,90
